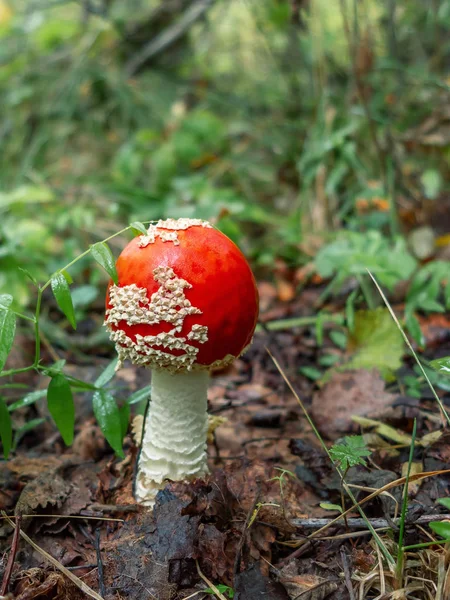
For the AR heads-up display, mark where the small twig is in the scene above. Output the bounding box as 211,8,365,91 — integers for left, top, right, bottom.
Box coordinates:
94,529,106,597
0,512,104,600
87,503,139,514
0,515,21,595
340,547,356,600
196,560,228,600
0,513,123,522
291,514,450,530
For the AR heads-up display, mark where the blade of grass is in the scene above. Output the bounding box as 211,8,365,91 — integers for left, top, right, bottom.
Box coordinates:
266,347,396,567
396,418,417,586
367,269,450,426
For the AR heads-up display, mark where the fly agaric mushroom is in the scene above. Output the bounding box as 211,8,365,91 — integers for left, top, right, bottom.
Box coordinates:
105,218,258,504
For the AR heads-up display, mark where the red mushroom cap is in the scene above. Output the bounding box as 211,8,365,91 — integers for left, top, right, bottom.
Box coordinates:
105,218,259,372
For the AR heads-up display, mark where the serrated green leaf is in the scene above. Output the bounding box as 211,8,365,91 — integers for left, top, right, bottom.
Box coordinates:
8,389,47,412
429,521,450,539
93,390,124,457
90,242,118,284
437,498,450,510
329,435,371,470
47,374,75,445
51,273,76,329
127,385,151,405
0,309,16,372
130,221,148,235
0,294,13,309
95,358,118,388
429,357,450,377
0,396,12,458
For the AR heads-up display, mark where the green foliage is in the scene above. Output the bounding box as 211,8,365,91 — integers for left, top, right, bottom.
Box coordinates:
47,373,75,446
329,435,371,471
345,308,405,378
90,242,119,285
51,272,77,330
203,584,234,598
429,521,450,540
1,0,450,457
93,390,124,459
0,304,16,371
429,357,450,377
315,231,417,293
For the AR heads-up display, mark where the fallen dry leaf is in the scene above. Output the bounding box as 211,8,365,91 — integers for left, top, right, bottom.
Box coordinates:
278,562,338,600
311,369,396,439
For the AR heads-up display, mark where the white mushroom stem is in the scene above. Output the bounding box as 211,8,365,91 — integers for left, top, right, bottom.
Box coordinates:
135,369,210,505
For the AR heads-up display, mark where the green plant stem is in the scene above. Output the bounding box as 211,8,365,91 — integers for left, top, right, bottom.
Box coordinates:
9,310,35,323
341,466,349,529
395,418,417,587
257,314,344,332
0,366,35,378
403,539,450,551
40,225,132,293
33,288,43,367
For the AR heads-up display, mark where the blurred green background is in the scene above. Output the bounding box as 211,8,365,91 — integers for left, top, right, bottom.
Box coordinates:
1,0,450,308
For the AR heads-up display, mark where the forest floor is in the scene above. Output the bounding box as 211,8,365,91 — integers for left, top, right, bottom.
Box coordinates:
1,279,450,600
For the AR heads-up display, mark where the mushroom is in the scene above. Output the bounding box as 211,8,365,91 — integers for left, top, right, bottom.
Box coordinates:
105,218,259,505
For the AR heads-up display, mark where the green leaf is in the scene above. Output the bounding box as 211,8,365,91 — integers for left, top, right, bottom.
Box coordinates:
0,309,16,372
0,396,12,458
93,390,124,457
437,498,450,510
345,308,404,378
298,366,322,380
319,502,343,513
203,584,234,598
51,273,76,329
127,385,151,405
47,374,75,445
95,358,118,388
405,312,424,347
90,242,118,284
429,357,450,378
130,221,148,235
8,389,47,412
329,435,371,470
329,330,347,349
0,294,13,309
429,521,450,539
